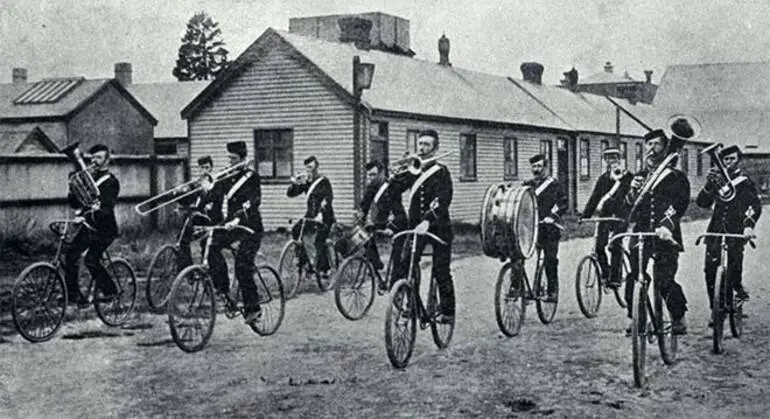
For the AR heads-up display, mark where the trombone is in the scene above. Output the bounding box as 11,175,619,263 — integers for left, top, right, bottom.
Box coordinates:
134,159,253,216
390,150,455,176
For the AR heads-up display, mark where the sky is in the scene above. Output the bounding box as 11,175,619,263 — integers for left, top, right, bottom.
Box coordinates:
2,0,770,86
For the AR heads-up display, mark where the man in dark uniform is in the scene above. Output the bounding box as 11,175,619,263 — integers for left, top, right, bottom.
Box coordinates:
64,144,120,306
523,154,568,301
208,141,263,324
391,129,454,323
696,144,761,308
357,160,408,289
178,155,223,269
624,128,690,335
287,156,336,276
581,148,634,287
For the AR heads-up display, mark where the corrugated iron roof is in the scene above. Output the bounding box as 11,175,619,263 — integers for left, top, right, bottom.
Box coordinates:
13,78,84,104
127,81,207,138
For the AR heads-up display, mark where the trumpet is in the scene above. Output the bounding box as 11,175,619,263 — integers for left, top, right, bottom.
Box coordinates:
134,159,253,216
701,142,736,202
391,150,455,176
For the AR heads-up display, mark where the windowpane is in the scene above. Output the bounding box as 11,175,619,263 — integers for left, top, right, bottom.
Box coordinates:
579,139,589,177
619,142,627,170
504,137,518,179
681,148,689,173
635,143,644,172
275,148,292,177
406,130,419,153
461,134,477,180
254,129,293,179
370,122,389,168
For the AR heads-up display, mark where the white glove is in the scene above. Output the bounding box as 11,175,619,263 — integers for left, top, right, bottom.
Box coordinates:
743,227,756,240
655,226,674,242
543,216,555,224
225,218,240,229
414,220,430,234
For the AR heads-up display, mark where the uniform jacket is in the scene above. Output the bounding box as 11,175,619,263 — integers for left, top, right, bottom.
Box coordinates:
625,165,690,250
523,175,568,240
392,161,453,241
287,175,335,227
221,168,263,233
68,169,120,238
696,169,762,235
582,170,634,218
360,178,407,231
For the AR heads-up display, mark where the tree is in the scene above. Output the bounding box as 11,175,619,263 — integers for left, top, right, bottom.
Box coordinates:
172,12,230,81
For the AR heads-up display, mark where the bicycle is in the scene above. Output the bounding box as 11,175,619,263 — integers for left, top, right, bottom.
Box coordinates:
145,207,212,311
278,218,340,299
575,217,631,318
695,232,755,354
11,219,137,343
384,229,454,369
333,225,396,321
166,225,285,353
608,232,678,388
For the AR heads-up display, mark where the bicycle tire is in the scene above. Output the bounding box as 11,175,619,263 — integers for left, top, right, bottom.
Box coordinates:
632,280,647,388
429,276,454,349
712,266,726,354
654,284,677,365
384,279,416,369
316,245,339,292
167,266,216,353
11,262,68,343
614,251,630,309
494,261,526,337
575,255,602,318
145,244,179,312
334,256,375,321
278,241,303,299
95,258,137,327
249,265,285,336
535,263,557,324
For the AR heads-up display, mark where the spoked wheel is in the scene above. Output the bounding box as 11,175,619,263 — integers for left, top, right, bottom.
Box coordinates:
95,258,137,327
614,251,631,309
494,261,526,337
11,262,68,343
653,284,677,365
278,241,304,299
712,266,726,354
535,264,557,324
429,277,454,349
384,279,416,369
145,244,179,312
168,266,216,353
315,245,339,292
631,280,647,388
576,255,602,318
334,256,375,321
249,265,285,336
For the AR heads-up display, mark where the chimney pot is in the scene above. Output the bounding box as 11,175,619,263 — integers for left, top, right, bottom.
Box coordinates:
438,34,451,66
12,68,27,84
644,70,653,83
604,61,613,73
562,67,578,91
520,62,544,85
338,17,373,50
114,62,132,86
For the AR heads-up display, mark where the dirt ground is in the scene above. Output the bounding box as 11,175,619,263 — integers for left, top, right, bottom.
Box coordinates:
1,218,769,418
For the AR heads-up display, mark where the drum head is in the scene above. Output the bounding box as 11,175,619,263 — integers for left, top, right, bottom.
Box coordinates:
512,186,538,259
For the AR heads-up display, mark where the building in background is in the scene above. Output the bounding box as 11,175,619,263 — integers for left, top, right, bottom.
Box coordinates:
561,61,658,105
0,126,58,153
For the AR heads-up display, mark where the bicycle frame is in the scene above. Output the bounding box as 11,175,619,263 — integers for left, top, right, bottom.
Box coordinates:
392,229,446,325
579,217,625,276
49,219,119,297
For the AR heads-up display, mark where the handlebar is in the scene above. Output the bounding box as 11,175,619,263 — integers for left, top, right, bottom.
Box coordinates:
392,229,447,246
695,232,756,249
578,217,624,224
608,231,681,250
539,220,565,230
193,224,255,236
49,218,96,232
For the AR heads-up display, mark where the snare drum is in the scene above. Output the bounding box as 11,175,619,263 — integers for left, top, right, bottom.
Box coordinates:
345,224,372,256
479,183,538,260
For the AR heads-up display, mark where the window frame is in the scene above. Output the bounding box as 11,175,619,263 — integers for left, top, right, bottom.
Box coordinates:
253,128,294,183
579,138,590,179
369,120,389,169
680,147,689,174
406,129,420,153
459,133,478,181
635,142,644,172
619,141,628,170
540,139,553,167
503,136,519,181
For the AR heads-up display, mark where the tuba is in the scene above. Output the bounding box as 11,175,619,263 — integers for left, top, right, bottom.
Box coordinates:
700,142,736,202
61,142,100,208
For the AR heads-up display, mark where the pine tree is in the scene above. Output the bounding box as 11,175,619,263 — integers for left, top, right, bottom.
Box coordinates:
172,12,230,81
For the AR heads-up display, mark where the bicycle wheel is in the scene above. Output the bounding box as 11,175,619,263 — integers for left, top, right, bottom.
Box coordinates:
631,280,647,388
535,264,557,324
278,241,304,299
145,244,179,311
614,251,630,309
249,265,285,336
654,285,677,365
95,258,137,327
11,262,68,343
494,261,526,337
167,266,216,353
334,256,375,321
384,279,416,369
429,276,454,349
712,266,726,354
316,245,339,292
575,255,602,319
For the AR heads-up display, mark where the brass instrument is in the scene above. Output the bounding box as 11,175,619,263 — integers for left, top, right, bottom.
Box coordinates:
61,142,100,208
700,142,737,202
134,159,253,216
390,150,455,176
610,165,628,181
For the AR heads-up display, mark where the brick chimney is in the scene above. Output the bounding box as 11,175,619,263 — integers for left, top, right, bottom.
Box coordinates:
561,67,578,91
604,61,614,73
338,17,372,50
644,70,653,83
438,34,451,66
520,62,544,84
12,68,27,84
114,62,132,86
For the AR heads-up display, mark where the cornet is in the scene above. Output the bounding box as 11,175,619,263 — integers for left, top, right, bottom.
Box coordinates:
390,150,455,176
701,143,736,202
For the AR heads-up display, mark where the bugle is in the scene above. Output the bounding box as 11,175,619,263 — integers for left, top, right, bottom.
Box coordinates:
700,142,736,202
390,150,455,176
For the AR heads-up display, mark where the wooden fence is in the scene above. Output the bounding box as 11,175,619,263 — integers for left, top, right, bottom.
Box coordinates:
0,154,188,237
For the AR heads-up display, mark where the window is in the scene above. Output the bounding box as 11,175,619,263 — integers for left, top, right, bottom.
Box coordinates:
579,138,590,178
254,129,293,179
635,143,643,172
370,121,389,168
619,142,628,170
406,129,420,153
460,133,477,180
504,137,518,180
696,150,703,176
154,139,177,155
540,139,553,165
680,147,689,173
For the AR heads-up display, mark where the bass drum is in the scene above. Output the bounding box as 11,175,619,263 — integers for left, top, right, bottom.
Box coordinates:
480,183,538,260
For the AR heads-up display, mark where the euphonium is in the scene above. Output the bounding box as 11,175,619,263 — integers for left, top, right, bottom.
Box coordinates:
61,142,100,208
390,150,455,176
700,142,736,202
